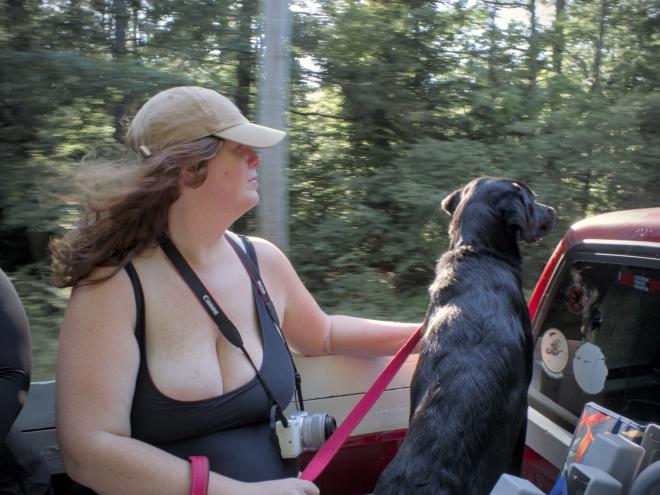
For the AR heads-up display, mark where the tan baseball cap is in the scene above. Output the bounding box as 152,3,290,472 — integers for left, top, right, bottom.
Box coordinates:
126,86,286,157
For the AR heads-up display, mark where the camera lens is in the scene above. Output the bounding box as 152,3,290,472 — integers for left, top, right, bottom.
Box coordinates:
324,415,337,439
301,413,337,450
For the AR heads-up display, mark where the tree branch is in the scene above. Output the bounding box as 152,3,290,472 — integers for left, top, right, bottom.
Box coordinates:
290,109,347,121
482,0,526,8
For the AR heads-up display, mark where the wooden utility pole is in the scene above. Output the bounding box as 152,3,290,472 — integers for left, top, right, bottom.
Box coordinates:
257,0,291,252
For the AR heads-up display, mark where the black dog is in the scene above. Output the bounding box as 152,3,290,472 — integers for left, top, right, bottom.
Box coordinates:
374,177,555,495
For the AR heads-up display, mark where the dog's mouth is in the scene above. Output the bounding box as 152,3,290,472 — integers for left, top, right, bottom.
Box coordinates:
540,219,553,232
524,217,555,243
528,207,557,242
530,233,544,243
520,230,539,243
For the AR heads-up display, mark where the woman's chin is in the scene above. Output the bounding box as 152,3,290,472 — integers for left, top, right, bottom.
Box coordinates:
244,193,259,211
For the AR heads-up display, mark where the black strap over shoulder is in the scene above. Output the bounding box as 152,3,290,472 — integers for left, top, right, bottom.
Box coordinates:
159,235,290,426
226,234,305,411
160,236,244,348
226,235,280,326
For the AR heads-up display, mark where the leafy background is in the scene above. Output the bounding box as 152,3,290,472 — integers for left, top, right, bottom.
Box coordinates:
1,0,658,379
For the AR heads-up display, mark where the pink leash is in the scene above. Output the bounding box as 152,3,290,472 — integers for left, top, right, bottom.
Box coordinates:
299,321,425,482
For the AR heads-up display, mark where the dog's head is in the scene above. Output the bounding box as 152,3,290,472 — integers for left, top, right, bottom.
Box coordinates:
441,177,555,253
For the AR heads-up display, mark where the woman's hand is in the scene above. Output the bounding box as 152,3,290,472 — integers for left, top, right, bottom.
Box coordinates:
246,477,319,495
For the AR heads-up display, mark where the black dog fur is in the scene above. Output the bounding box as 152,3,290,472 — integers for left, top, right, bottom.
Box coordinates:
373,177,555,495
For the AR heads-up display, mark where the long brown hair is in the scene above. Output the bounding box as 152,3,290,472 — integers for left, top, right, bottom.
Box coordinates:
50,137,223,288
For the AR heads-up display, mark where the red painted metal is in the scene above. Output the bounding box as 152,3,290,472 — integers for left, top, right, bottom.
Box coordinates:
300,431,560,494
528,237,567,320
301,208,660,494
521,446,560,493
528,207,660,319
565,207,660,245
300,325,423,482
300,430,407,494
524,207,660,491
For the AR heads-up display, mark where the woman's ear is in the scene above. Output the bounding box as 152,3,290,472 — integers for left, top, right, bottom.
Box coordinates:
181,162,207,188
180,164,196,183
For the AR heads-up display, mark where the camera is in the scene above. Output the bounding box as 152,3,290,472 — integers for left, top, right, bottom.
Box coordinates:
274,411,337,459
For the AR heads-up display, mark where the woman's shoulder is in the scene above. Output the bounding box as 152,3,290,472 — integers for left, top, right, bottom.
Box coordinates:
63,264,138,341
76,246,159,290
226,233,296,285
230,233,289,265
69,264,135,307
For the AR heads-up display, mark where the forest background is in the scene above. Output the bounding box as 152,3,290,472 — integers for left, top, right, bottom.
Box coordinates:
1,0,658,379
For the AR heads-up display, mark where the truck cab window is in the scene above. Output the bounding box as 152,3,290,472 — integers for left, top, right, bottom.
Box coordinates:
532,260,660,425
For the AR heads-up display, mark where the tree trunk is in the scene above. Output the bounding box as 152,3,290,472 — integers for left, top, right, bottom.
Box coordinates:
231,0,258,235
7,0,30,50
131,0,140,53
232,0,263,234
552,0,566,74
112,0,129,142
592,0,608,94
486,6,499,86
4,0,35,161
236,0,258,116
113,0,128,56
580,171,592,216
527,0,539,89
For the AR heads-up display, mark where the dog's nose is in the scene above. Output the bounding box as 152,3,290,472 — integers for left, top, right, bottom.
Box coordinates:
542,206,556,231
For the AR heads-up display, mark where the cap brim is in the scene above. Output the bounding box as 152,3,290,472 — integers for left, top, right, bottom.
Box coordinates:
215,122,286,148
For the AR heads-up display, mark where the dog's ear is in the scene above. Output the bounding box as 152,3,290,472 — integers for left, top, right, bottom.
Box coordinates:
503,201,525,229
501,182,528,233
441,189,462,216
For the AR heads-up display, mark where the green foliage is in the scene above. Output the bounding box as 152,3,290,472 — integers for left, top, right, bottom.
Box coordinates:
1,0,659,376
6,262,70,381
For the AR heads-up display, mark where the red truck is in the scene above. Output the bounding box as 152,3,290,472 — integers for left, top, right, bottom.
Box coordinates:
16,207,660,494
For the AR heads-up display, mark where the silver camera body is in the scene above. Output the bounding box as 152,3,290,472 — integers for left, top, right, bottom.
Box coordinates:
275,410,336,459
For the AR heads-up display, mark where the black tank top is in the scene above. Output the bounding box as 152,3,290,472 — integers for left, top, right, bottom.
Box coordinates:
127,237,299,481
72,239,298,494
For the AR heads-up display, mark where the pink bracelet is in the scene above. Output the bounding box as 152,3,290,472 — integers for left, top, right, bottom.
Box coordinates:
188,456,209,495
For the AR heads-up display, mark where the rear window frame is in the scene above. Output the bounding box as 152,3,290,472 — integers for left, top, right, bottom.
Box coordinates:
529,239,660,431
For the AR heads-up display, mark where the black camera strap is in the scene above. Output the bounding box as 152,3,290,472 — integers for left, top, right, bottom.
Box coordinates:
224,234,305,411
159,235,290,427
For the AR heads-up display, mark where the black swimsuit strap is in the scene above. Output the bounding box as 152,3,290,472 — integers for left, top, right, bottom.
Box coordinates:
124,262,146,352
228,234,305,411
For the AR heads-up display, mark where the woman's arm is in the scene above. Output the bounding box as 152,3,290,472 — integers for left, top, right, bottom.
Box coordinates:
0,269,31,441
56,268,317,495
320,315,419,357
251,239,421,357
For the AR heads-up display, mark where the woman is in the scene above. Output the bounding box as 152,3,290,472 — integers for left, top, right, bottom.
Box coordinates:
52,86,418,495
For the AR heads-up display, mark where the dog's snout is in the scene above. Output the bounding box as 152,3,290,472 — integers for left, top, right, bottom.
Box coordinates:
543,204,555,218
539,204,556,232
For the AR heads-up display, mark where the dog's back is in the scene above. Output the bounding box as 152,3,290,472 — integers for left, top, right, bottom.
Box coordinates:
374,178,555,495
376,250,532,495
